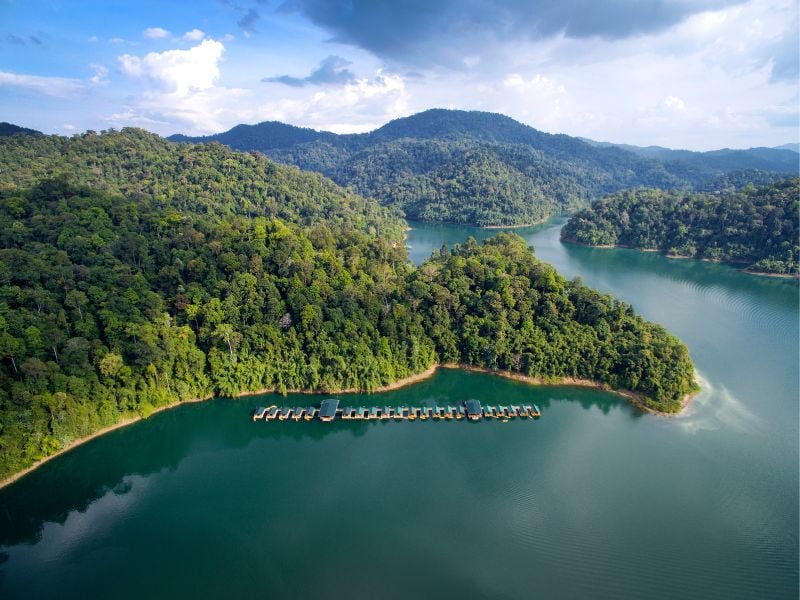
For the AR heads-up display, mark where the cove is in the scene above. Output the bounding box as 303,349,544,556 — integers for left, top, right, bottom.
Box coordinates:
0,220,796,599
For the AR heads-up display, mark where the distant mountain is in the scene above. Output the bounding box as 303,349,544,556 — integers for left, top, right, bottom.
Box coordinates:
169,121,336,152
774,143,799,153
582,138,798,174
0,122,42,137
170,110,797,226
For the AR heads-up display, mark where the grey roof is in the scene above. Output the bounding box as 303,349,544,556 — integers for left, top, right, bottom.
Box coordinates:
319,398,339,418
464,399,482,415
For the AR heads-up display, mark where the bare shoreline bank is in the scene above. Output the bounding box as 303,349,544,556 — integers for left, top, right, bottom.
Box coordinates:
0,364,695,490
439,364,696,416
407,218,547,231
0,366,439,490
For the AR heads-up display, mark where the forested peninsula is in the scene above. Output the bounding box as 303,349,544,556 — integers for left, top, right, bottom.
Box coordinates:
561,179,800,276
0,129,697,481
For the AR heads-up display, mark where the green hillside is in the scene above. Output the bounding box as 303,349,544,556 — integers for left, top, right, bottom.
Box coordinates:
0,129,699,479
169,109,796,226
562,179,800,275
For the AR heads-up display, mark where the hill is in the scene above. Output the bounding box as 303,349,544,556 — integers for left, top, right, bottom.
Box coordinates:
583,138,797,172
0,129,698,479
0,122,42,137
561,178,800,275
773,143,799,153
170,109,797,226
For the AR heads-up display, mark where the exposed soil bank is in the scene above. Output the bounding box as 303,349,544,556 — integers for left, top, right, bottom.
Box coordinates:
439,364,697,416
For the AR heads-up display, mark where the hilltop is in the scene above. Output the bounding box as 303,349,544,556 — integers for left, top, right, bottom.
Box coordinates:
169,109,797,226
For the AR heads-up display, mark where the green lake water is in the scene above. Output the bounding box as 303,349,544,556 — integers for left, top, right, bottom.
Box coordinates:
1,220,797,599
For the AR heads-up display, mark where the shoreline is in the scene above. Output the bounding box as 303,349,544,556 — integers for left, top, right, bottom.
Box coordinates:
562,238,799,279
439,364,697,416
0,366,440,491
482,219,546,229
406,218,547,230
0,363,695,491
0,394,212,491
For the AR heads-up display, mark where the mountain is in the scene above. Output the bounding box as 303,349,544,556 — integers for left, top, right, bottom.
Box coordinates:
169,109,797,227
583,138,798,174
169,121,337,151
774,143,799,153
0,122,42,137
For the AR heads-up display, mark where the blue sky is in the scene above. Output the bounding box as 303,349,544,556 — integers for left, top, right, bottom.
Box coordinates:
0,0,797,149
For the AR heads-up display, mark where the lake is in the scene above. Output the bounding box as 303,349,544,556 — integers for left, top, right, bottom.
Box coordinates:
0,220,797,599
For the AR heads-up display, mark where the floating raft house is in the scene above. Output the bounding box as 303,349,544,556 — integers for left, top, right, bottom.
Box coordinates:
253,399,540,422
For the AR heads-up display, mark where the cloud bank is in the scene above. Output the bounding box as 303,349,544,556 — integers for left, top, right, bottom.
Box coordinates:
279,0,746,66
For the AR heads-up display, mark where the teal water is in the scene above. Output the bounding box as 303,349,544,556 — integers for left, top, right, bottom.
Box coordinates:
1,221,797,599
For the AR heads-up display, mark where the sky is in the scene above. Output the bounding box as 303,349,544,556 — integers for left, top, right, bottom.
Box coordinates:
0,0,797,150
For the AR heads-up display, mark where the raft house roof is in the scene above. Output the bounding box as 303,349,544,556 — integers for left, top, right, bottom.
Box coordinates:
464,399,482,418
319,398,339,420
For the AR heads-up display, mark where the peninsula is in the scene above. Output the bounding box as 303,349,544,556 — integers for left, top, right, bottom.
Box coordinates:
0,129,698,482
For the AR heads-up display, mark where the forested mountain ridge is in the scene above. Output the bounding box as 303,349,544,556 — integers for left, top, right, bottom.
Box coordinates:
0,129,698,479
169,109,796,226
0,122,42,137
561,178,800,275
0,128,404,240
582,139,798,174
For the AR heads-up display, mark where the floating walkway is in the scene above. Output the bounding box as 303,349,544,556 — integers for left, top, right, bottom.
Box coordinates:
253,398,541,423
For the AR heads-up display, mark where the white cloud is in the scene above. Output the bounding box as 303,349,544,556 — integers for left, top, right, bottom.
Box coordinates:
664,96,687,112
87,35,98,43
406,0,799,149
115,39,250,133
503,73,565,94
183,29,205,41
462,55,480,69
104,108,172,128
0,70,86,97
119,39,224,94
78,0,794,147
143,27,170,40
90,64,108,86
113,37,409,135
281,70,409,133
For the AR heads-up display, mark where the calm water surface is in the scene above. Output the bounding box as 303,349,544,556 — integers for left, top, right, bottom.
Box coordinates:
1,220,797,599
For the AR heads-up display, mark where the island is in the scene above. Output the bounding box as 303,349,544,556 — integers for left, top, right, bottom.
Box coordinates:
0,128,698,484
561,179,799,276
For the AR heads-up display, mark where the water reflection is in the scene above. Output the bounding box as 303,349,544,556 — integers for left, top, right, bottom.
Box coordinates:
0,369,632,550
1,221,796,600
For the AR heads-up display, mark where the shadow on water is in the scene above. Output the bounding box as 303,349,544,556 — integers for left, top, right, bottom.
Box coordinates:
0,369,632,548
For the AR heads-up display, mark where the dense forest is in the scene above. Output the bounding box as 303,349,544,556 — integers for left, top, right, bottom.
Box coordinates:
0,129,698,479
411,234,697,409
583,139,798,174
171,109,797,226
561,179,799,275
